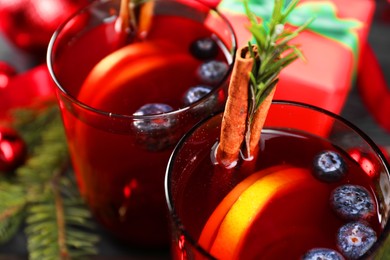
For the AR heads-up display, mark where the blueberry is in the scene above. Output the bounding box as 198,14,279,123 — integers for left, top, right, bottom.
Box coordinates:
182,85,213,106
330,185,375,221
337,222,377,259
313,150,347,182
302,248,344,260
197,60,228,85
133,103,173,116
133,103,174,129
132,103,178,151
190,37,218,60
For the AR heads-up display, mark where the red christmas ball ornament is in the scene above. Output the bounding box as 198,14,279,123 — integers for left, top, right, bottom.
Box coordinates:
0,0,89,56
0,61,17,90
0,126,27,173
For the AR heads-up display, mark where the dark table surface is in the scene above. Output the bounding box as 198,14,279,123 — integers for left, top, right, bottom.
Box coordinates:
0,0,390,259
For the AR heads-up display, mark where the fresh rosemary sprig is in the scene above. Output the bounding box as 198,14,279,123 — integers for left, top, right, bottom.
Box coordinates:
0,102,99,259
244,0,314,121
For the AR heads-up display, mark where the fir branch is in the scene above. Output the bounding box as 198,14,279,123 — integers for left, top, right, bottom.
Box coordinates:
0,103,99,259
51,167,70,259
0,180,27,243
0,210,24,244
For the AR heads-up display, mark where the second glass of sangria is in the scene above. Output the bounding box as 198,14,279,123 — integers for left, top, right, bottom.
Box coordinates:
165,101,390,259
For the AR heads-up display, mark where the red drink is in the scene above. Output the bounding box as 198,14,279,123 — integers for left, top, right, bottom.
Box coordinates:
166,102,390,259
48,0,236,248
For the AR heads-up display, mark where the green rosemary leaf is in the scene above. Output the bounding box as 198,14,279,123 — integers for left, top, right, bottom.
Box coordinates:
262,51,298,75
278,17,314,46
263,68,282,89
255,80,279,112
243,0,259,27
258,48,282,76
249,72,258,92
291,45,306,62
269,0,283,34
281,0,299,22
248,26,266,53
257,67,282,86
254,82,266,105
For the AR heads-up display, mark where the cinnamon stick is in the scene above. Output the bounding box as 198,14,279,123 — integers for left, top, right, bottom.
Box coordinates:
116,0,154,39
137,1,154,38
249,87,276,154
117,0,130,34
216,46,255,168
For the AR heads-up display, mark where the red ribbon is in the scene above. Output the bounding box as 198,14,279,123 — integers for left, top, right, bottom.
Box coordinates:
357,44,390,133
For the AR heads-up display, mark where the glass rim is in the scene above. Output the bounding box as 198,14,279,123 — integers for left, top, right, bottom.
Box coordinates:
46,0,237,120
164,99,390,259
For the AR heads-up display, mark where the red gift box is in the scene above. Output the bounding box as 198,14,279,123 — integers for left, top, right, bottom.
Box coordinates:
216,0,375,115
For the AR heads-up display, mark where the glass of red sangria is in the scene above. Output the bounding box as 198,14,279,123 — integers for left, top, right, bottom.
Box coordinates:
47,0,236,248
165,100,390,259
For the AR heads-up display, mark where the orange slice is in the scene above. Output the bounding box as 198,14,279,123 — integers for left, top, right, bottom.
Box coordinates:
78,40,175,102
198,165,289,249
199,167,328,259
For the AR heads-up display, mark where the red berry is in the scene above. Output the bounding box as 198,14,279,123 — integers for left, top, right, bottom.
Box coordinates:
0,126,27,173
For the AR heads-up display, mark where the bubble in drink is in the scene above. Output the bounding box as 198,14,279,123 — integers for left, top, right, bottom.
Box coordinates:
337,222,377,259
197,60,228,84
313,150,347,182
302,248,345,260
330,184,375,220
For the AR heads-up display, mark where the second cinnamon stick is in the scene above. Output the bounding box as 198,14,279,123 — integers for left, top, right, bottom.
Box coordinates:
216,46,255,168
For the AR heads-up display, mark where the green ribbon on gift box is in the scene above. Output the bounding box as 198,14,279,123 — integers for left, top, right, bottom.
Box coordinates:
218,0,362,60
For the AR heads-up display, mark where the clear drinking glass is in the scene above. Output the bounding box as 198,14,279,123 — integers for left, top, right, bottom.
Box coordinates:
47,0,236,248
165,100,390,259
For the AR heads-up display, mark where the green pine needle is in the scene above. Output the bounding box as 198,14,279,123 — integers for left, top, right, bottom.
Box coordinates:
0,180,26,243
0,102,99,259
